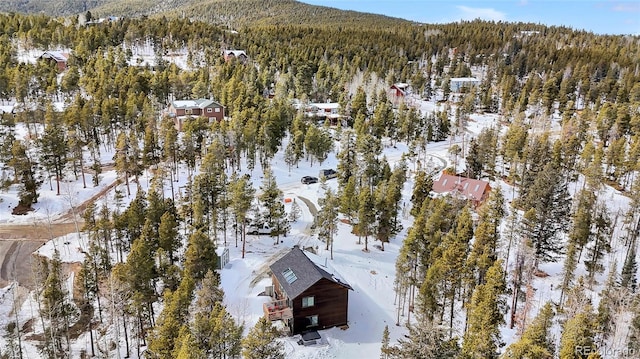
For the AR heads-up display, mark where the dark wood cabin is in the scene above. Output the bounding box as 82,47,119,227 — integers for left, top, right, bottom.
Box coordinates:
264,246,352,335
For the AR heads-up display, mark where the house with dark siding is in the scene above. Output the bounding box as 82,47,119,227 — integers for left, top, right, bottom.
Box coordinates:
264,246,352,335
223,50,248,63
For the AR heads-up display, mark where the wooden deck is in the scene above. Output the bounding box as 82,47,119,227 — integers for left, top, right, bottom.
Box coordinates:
263,299,293,321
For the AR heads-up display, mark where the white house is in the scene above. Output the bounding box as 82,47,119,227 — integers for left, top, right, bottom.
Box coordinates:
450,77,480,92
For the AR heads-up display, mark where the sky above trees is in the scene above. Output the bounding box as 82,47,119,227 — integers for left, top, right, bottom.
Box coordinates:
301,0,640,35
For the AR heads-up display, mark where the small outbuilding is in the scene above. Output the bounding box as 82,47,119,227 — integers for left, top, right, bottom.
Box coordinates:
216,247,229,270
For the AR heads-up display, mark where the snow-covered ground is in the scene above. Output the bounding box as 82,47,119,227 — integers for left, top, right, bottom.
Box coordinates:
0,99,501,358
1,85,632,358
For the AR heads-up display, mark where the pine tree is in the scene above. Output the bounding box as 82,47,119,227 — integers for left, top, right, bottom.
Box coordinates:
519,162,571,268
584,203,611,284
596,262,620,343
241,317,284,359
559,306,597,359
465,138,483,179
259,168,288,244
388,318,460,359
337,129,357,186
229,172,255,255
356,187,375,252
620,245,638,291
461,260,506,359
339,175,358,221
39,251,78,358
40,103,69,196
467,188,504,286
158,211,180,265
288,200,302,223
10,139,41,210
502,302,555,359
184,229,217,282
374,181,393,251
304,125,333,166
114,131,134,196
317,187,340,259
174,329,207,359
148,272,195,359
380,325,390,359
199,303,243,359
410,170,432,217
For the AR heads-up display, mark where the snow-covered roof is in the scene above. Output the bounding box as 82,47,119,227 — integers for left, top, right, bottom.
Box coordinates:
432,173,490,202
0,104,15,114
223,50,247,58
392,82,409,89
312,103,340,110
450,77,480,82
171,98,222,109
40,50,69,62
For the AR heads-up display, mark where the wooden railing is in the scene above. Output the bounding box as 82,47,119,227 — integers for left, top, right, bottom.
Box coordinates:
263,298,293,321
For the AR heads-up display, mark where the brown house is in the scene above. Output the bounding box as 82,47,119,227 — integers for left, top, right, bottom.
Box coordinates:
40,51,70,71
167,99,225,131
264,246,352,335
432,173,491,207
223,50,248,63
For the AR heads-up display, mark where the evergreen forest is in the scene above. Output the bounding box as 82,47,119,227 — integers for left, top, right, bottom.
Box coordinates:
0,2,639,358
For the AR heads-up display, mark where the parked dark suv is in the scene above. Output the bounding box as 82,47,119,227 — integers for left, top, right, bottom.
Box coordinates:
319,169,338,180
301,176,319,184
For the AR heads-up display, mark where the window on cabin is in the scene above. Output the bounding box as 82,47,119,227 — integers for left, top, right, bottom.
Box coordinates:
207,108,212,113
302,296,315,308
306,315,318,327
215,108,221,112
474,184,480,192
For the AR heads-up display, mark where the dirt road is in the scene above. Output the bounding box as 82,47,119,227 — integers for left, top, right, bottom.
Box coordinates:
0,177,119,289
0,222,79,288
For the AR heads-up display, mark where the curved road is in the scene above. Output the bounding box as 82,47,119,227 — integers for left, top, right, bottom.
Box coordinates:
0,177,119,289
0,222,79,288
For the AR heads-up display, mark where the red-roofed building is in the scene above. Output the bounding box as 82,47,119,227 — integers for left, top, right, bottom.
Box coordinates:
432,173,491,207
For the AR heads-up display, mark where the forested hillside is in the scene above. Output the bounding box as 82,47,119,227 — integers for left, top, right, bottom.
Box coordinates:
0,0,410,29
0,6,638,359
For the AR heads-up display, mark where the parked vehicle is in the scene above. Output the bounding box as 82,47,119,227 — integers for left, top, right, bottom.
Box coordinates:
301,176,319,184
319,169,338,180
247,223,272,235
